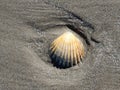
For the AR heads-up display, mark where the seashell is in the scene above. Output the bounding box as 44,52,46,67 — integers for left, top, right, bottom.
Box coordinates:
49,31,85,68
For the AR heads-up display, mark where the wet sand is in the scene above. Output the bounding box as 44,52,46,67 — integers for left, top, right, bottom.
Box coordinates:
0,0,120,90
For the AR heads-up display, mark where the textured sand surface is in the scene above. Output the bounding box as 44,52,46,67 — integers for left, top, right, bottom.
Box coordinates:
0,0,120,90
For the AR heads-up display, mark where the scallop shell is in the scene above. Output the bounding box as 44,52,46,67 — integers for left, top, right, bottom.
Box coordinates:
49,31,85,68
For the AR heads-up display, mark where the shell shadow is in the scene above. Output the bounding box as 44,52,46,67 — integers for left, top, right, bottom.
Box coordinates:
49,52,74,69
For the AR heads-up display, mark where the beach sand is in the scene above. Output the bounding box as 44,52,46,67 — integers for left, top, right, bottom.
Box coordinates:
0,0,120,90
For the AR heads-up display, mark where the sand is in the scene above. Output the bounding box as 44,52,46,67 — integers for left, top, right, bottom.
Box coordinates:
0,0,120,90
